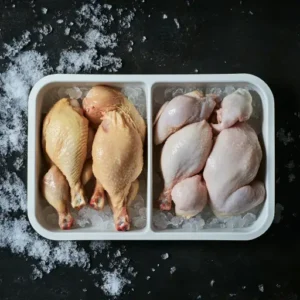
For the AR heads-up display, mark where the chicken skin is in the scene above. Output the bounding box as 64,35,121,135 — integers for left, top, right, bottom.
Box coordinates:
83,85,146,142
154,91,216,145
159,120,213,211
171,175,208,218
41,165,73,230
91,110,143,231
203,123,265,216
212,88,253,132
42,98,89,209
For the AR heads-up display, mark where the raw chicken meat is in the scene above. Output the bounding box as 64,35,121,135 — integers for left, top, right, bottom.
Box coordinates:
42,98,89,210
41,165,73,230
91,110,144,231
81,159,93,186
203,123,265,216
159,120,213,210
154,91,217,144
86,127,95,159
171,175,208,218
83,85,146,142
212,88,253,132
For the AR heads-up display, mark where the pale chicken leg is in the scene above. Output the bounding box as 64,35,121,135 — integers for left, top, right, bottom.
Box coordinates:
171,175,208,218
212,88,253,132
159,120,213,211
43,98,89,209
154,91,217,145
92,110,143,231
203,123,265,216
42,165,73,230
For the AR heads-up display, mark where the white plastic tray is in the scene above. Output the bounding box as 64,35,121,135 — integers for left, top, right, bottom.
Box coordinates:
27,74,275,241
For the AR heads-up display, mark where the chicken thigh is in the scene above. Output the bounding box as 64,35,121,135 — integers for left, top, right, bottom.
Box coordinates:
42,98,89,209
42,165,73,230
212,88,253,132
83,85,146,142
91,110,143,231
203,123,265,216
159,120,213,210
154,91,216,145
171,175,208,218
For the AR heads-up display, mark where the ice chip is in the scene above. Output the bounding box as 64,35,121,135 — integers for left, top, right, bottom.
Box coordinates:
65,87,83,99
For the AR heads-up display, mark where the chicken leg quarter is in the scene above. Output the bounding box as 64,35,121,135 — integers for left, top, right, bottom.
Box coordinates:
43,98,89,209
203,123,265,216
92,110,143,231
158,120,213,210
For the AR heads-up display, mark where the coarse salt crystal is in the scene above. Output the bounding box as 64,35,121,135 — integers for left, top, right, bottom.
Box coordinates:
161,253,169,260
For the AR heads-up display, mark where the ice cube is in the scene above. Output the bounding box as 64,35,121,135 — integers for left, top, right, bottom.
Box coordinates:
65,87,83,99
166,212,174,221
223,86,236,95
225,216,243,228
170,216,183,228
243,213,256,227
205,217,221,229
138,207,146,218
46,212,58,226
153,211,168,229
182,222,193,231
132,216,146,229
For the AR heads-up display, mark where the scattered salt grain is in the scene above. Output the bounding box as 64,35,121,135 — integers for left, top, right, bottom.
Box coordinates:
142,36,147,42
103,4,112,10
277,128,294,145
249,11,254,15
65,28,71,35
194,69,198,73
174,18,180,29
210,280,215,287
151,268,155,272
13,157,24,170
161,253,169,260
0,171,26,213
41,7,48,14
170,266,176,274
276,284,281,288
258,284,264,292
242,286,246,290
146,276,150,280
197,296,202,299
289,174,296,182
38,24,53,36
83,288,87,292
163,14,168,19
82,29,117,49
115,250,121,257
56,19,64,24
274,203,284,224
101,269,131,297
0,31,31,59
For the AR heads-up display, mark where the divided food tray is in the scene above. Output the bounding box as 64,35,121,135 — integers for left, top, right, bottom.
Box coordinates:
27,74,275,241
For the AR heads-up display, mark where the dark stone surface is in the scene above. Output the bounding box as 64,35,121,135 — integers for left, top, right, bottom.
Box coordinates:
0,0,300,299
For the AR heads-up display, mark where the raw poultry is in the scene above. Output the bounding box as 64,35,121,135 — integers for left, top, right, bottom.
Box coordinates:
83,85,145,231
155,88,265,222
42,98,89,210
41,86,145,231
